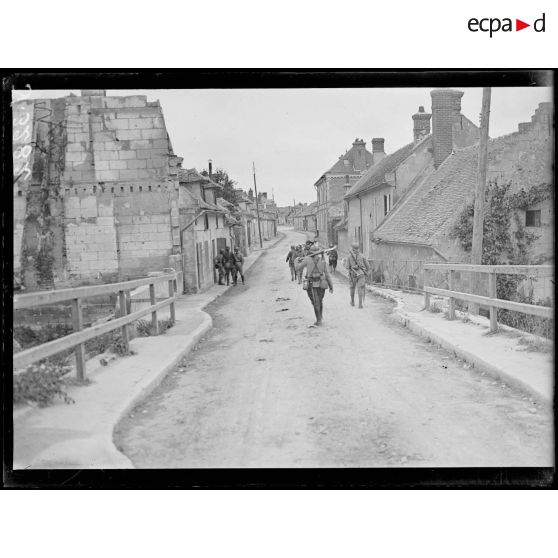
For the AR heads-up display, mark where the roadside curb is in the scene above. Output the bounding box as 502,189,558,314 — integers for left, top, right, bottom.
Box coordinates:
111,234,285,466
110,311,213,467
366,284,551,407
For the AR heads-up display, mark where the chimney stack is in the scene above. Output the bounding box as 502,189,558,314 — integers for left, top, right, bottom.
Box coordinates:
352,138,367,171
412,106,432,143
430,89,464,168
208,159,213,178
372,138,385,165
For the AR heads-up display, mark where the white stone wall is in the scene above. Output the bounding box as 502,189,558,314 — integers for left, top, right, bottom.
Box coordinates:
64,193,119,279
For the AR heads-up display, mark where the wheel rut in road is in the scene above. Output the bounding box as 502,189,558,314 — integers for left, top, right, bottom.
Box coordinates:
115,231,553,468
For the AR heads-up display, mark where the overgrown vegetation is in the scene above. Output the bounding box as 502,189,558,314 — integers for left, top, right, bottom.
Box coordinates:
14,362,75,407
135,318,174,337
450,180,553,338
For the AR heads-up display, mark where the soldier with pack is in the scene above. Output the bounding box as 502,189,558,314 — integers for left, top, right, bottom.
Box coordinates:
285,245,297,281
345,242,370,308
233,246,245,285
214,249,225,285
295,245,333,327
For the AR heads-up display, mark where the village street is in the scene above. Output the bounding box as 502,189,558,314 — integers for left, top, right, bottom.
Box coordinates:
114,230,553,468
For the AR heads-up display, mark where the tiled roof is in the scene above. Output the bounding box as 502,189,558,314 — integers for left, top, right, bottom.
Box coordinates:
374,127,552,246
178,168,221,189
373,147,478,245
299,202,318,217
345,136,431,199
317,141,374,180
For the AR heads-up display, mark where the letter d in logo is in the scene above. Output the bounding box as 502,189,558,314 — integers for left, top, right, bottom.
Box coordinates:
534,13,546,32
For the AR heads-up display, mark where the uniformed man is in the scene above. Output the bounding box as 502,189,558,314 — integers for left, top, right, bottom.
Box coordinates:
294,244,304,284
328,244,338,273
285,245,297,281
222,246,234,286
233,247,245,285
295,245,333,327
345,242,370,308
214,249,225,285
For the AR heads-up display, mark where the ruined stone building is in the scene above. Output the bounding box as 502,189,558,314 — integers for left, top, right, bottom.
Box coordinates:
13,90,184,291
314,139,375,245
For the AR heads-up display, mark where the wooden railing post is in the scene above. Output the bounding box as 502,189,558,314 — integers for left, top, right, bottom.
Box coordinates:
149,282,159,335
424,268,430,310
448,269,456,320
488,271,498,333
118,290,129,351
71,298,86,381
168,278,176,323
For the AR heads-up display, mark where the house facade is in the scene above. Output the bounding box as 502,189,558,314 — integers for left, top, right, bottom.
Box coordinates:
342,90,481,261
314,139,374,246
177,168,232,293
370,100,553,296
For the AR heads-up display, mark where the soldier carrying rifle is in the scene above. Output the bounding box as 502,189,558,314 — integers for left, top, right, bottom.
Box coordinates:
345,242,370,308
295,244,334,327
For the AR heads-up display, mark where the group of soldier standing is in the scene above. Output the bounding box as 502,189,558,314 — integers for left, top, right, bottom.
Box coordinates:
214,246,245,286
286,240,370,327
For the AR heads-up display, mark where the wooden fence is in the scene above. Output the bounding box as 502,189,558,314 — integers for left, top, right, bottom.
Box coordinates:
423,264,553,333
13,272,182,380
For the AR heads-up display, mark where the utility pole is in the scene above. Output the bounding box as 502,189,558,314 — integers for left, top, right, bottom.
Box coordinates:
470,87,492,314
252,162,263,248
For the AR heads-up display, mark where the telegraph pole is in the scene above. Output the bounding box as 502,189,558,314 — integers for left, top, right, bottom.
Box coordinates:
252,162,263,248
470,87,492,314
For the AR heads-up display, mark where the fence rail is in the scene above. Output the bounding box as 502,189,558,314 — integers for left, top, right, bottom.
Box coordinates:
423,264,553,332
13,272,182,379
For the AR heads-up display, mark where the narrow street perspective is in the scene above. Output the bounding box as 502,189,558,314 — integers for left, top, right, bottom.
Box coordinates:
115,230,553,468
11,82,553,477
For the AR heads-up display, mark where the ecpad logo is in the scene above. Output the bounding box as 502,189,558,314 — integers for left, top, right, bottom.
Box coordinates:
468,13,546,37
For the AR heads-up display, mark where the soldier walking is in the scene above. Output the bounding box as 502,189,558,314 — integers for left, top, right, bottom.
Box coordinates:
295,245,333,327
233,247,245,285
294,244,304,284
222,246,235,286
328,244,338,273
345,242,370,308
286,245,297,281
214,249,225,285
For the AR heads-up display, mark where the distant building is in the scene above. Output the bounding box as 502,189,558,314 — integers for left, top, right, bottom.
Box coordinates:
314,139,374,246
177,168,231,293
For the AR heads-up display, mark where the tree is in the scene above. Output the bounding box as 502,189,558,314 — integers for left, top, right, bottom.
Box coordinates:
200,168,238,206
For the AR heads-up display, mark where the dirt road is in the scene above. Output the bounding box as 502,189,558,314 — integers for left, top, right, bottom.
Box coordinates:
115,230,553,467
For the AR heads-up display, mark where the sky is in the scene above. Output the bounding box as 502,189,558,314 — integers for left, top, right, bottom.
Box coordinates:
14,86,552,207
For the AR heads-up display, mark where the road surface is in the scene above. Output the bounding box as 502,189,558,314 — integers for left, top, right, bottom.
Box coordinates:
115,230,553,467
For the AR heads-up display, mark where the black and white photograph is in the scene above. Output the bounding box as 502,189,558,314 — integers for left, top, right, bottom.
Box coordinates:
4,71,555,484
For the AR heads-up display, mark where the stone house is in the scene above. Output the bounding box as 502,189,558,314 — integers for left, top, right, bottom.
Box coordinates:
370,101,553,297
372,102,554,264
256,192,279,240
294,202,318,233
314,139,375,246
341,89,481,260
177,168,232,293
13,90,185,291
292,204,307,231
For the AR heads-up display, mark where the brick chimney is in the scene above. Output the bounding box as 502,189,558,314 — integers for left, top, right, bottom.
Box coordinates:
412,106,431,143
430,89,464,168
372,138,385,165
352,138,367,171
